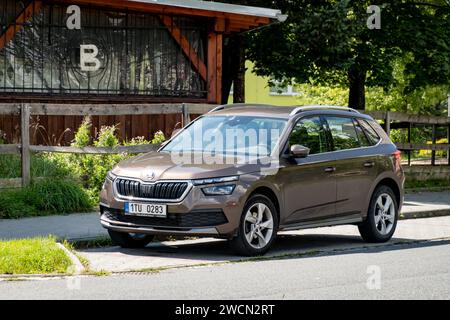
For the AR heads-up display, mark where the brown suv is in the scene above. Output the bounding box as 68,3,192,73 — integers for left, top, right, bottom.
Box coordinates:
100,105,404,256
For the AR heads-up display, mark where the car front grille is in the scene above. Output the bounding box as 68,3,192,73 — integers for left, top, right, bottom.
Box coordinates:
101,207,228,229
115,178,189,200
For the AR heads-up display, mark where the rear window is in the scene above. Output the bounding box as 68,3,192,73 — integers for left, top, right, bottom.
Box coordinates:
325,117,361,151
353,119,371,147
358,119,381,145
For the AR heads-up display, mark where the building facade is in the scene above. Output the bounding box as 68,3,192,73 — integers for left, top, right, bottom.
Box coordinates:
0,0,284,144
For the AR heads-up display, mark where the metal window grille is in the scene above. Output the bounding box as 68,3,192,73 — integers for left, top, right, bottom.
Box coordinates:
0,0,207,98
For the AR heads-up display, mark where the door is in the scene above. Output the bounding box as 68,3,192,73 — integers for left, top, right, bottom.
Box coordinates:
323,116,379,218
279,116,337,226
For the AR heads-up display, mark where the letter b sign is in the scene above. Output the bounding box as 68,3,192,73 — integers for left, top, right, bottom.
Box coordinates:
80,45,101,72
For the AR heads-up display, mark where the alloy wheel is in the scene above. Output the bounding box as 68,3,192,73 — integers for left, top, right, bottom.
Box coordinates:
374,193,396,235
244,203,274,249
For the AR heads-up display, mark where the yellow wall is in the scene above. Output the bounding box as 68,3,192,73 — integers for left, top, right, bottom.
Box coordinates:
228,61,299,106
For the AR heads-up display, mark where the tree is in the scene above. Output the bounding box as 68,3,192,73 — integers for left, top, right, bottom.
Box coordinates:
224,0,450,110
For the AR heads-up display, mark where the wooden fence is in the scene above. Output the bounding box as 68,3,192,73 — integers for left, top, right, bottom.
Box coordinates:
0,104,449,188
0,103,214,188
368,110,450,166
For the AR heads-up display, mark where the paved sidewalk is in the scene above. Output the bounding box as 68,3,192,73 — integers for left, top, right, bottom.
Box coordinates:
0,212,107,241
0,191,449,241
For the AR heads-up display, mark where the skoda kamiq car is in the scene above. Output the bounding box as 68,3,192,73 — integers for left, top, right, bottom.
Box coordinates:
100,104,404,256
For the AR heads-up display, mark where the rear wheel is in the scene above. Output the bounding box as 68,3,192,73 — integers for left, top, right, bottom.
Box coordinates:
108,230,154,248
358,185,398,243
230,194,278,256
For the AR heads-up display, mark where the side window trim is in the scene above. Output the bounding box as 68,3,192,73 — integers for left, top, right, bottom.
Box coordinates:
352,118,370,147
320,115,335,152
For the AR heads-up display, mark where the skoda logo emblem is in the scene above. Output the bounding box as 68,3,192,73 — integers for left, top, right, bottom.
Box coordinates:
146,171,155,181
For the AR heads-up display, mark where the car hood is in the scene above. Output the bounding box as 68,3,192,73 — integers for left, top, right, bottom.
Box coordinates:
112,151,273,181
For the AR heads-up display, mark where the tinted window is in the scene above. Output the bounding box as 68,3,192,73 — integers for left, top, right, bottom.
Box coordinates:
289,117,328,155
326,117,360,151
358,119,381,145
353,119,371,147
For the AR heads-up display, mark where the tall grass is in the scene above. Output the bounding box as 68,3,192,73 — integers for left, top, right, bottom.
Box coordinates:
0,178,94,219
0,236,72,274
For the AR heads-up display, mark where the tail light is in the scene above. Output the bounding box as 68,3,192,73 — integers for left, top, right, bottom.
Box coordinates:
392,150,401,170
392,150,401,161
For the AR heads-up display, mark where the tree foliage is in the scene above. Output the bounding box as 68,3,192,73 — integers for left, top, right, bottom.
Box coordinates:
224,0,450,110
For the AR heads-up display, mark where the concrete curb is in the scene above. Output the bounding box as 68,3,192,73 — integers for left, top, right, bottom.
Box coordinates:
56,243,85,275
400,209,450,220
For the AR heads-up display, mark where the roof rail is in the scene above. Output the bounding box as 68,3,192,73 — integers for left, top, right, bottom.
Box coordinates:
289,105,361,116
208,103,276,113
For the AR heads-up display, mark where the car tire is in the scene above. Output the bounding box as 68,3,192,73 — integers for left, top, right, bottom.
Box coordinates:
108,230,154,248
230,194,278,256
358,185,398,243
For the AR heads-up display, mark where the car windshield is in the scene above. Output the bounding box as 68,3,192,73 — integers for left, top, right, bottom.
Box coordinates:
162,115,287,157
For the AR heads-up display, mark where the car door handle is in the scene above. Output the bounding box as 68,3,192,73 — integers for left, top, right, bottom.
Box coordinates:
324,166,336,173
363,161,375,168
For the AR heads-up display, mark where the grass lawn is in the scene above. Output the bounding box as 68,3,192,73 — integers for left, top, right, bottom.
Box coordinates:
0,237,72,275
405,179,450,191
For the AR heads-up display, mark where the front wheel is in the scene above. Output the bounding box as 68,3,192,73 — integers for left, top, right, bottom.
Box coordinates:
358,185,398,243
108,230,154,248
230,194,278,256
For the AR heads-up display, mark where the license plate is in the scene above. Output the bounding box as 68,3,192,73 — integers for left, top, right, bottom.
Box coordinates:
124,202,167,217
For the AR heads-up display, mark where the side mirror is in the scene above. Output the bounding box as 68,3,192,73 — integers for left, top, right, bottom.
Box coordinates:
171,128,181,138
290,144,310,158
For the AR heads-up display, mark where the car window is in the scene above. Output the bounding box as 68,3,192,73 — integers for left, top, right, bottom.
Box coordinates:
325,117,360,151
358,119,381,145
289,117,328,155
162,115,287,157
353,119,371,147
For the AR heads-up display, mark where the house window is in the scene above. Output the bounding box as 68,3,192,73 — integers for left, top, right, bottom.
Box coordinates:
0,1,207,98
269,81,297,96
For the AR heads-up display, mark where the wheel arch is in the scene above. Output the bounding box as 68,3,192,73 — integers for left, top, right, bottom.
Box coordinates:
362,174,403,220
248,186,281,224
374,177,401,209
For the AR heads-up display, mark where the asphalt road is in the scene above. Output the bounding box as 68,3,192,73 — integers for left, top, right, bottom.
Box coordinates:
1,239,449,300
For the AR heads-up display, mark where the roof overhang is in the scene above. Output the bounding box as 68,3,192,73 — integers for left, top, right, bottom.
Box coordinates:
51,0,287,33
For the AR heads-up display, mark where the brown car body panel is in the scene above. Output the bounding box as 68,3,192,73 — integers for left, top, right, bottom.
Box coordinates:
100,105,404,239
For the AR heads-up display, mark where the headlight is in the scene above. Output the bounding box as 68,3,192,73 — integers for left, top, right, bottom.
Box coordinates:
193,176,238,186
106,171,117,182
202,185,236,196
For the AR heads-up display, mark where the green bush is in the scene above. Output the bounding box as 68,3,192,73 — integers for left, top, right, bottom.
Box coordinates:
0,154,71,179
0,178,94,219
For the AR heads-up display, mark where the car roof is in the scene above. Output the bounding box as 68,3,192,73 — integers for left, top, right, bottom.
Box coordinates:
207,104,369,120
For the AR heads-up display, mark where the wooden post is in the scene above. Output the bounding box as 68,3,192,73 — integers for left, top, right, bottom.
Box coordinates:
207,19,223,104
182,103,190,127
407,123,411,166
431,124,436,166
21,104,31,187
447,124,450,166
385,112,391,136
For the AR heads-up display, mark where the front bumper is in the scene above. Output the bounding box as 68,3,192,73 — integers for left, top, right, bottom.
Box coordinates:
100,213,220,236
99,177,248,237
